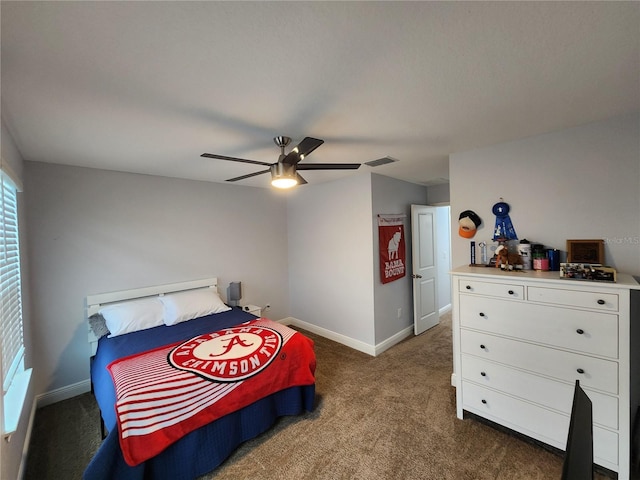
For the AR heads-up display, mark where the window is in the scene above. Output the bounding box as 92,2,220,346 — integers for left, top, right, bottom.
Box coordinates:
1,168,30,436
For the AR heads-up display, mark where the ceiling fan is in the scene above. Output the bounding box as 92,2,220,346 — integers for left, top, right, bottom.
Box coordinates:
201,136,361,188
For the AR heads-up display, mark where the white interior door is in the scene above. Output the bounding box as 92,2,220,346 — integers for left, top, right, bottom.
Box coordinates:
412,205,439,335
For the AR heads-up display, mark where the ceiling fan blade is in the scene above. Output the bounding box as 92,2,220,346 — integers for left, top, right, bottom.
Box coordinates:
296,173,308,185
296,163,361,170
283,137,324,165
225,169,271,182
201,153,272,167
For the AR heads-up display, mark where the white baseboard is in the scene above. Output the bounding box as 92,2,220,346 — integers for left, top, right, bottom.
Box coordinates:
17,398,37,480
282,317,414,357
281,317,376,356
36,379,91,408
374,326,414,356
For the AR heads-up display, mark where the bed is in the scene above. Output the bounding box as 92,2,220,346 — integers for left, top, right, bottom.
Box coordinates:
83,278,316,480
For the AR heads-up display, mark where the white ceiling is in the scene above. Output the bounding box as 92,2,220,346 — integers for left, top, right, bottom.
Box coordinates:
1,1,638,188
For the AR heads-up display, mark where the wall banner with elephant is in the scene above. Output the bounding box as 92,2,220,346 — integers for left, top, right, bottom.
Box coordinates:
378,214,406,284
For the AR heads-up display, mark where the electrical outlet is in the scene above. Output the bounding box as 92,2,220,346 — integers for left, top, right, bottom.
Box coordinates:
397,307,402,319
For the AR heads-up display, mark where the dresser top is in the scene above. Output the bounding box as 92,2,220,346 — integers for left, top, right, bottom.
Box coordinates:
451,265,640,290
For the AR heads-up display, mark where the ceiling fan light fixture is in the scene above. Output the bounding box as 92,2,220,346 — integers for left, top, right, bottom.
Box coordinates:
270,163,298,189
203,136,357,187
271,177,298,189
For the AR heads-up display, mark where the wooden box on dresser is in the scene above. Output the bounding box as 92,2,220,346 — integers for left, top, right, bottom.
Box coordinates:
451,265,640,479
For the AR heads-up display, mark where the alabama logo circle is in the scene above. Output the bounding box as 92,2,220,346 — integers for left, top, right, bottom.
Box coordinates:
168,325,283,382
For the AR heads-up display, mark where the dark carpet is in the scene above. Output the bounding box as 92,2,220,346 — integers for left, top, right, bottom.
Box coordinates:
25,313,613,479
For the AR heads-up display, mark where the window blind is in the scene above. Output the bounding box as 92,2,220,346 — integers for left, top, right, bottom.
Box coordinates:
1,172,24,394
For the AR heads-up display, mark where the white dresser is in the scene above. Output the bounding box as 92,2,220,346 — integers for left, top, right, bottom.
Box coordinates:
451,265,640,479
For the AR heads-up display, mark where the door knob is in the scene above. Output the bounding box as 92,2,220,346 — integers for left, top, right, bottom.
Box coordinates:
411,274,422,279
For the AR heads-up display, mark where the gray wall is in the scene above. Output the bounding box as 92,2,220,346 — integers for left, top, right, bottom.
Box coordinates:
288,172,433,348
371,173,429,344
12,110,638,478
287,172,376,345
24,164,440,405
24,162,291,395
427,183,450,205
1,117,32,480
450,113,640,276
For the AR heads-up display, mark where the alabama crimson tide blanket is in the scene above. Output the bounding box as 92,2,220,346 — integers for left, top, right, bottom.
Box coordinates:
107,318,316,466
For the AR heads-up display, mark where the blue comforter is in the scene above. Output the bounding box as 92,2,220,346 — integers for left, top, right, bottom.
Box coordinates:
84,308,315,480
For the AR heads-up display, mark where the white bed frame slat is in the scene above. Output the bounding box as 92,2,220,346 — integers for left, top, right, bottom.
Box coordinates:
86,277,219,356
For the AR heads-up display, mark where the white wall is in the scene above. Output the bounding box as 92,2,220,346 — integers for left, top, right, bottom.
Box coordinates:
370,173,428,344
1,120,24,184
428,186,452,312
287,172,376,345
1,117,33,480
434,206,452,311
450,113,640,276
24,162,291,397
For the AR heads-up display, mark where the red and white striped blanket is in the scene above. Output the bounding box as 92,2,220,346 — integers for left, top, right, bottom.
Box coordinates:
107,318,316,466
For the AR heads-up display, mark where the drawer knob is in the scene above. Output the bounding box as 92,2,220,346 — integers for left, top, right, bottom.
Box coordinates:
479,312,486,317
597,299,605,305
480,371,486,377
577,368,585,374
466,285,472,290
508,290,514,295
576,329,584,335
480,344,486,350
481,399,487,404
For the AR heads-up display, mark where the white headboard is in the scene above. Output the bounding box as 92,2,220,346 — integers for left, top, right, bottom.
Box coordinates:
86,277,219,356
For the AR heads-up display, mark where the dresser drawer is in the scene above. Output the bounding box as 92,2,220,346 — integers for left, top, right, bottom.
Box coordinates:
459,279,524,300
462,381,568,447
462,382,618,467
460,330,619,394
528,286,618,312
460,295,619,358
461,354,619,429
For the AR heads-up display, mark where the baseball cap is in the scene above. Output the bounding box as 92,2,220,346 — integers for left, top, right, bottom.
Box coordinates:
458,210,482,238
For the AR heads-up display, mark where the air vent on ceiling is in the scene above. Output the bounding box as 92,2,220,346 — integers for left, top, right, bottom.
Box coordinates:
365,156,398,167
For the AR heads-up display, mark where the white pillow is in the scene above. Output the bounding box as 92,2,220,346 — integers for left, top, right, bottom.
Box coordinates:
99,297,164,338
160,289,231,326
